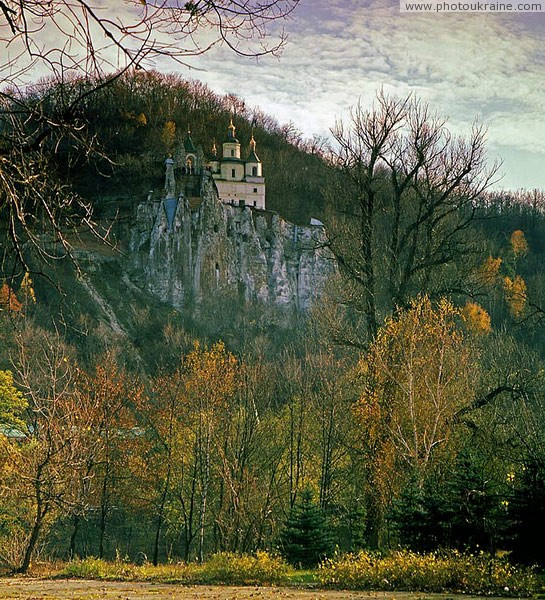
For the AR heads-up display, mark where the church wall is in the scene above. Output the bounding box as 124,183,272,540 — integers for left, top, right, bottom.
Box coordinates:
220,162,245,181
215,180,265,209
222,141,241,159
245,162,262,177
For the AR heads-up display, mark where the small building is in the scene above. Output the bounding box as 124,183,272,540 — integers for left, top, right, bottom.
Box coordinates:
207,120,266,210
176,130,204,175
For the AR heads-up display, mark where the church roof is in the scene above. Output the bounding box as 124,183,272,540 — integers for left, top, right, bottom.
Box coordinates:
220,157,244,163
246,133,260,162
223,118,240,144
184,132,197,153
246,149,261,163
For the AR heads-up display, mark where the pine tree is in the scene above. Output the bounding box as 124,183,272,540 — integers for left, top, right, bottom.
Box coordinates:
507,460,545,565
280,487,332,568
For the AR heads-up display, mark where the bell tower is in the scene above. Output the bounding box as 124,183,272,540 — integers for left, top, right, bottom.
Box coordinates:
222,119,241,160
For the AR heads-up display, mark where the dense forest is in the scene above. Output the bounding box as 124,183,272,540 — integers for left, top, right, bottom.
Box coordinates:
2,72,545,573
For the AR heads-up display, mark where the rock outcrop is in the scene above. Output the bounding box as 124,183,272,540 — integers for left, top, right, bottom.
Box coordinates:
127,173,335,313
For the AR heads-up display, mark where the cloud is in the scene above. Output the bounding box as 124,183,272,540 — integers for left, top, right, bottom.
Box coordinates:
190,0,545,188
2,0,544,188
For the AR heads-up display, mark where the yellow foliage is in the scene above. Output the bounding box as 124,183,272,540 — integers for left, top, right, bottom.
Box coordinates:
121,111,147,126
476,256,502,288
462,301,491,334
162,120,176,149
20,272,36,304
135,112,147,126
503,275,527,318
355,295,477,499
319,550,537,595
184,340,238,410
510,229,529,258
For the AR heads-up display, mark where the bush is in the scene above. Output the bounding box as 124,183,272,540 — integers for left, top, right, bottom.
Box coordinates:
202,552,289,585
318,550,537,596
60,552,288,585
61,557,114,579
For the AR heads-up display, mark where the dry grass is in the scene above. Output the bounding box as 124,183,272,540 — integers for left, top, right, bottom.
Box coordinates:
0,579,519,600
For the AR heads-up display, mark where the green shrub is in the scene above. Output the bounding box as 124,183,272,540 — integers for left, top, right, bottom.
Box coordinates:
135,562,200,583
318,550,537,596
61,557,114,579
60,557,200,582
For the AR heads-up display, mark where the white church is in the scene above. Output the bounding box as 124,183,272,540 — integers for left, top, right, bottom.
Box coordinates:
206,120,266,210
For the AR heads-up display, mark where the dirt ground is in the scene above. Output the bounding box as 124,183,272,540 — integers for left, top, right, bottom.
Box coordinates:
0,579,511,600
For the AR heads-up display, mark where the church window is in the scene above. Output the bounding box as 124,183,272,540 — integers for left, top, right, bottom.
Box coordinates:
231,150,235,157
253,188,258,193
231,168,236,178
252,166,258,176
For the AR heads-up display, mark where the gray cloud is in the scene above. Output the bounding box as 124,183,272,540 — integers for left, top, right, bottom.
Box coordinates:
2,0,543,188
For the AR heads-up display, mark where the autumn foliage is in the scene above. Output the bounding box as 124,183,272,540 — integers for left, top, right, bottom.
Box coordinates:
462,301,491,334
354,296,478,546
503,275,527,318
0,283,22,313
510,229,529,258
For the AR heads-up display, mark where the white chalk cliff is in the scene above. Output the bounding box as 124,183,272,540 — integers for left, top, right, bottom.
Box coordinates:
127,174,335,313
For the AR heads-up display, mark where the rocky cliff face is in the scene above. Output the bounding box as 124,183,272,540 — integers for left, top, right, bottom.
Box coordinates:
127,174,335,313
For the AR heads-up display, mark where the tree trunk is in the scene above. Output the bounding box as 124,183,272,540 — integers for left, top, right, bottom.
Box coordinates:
68,514,80,559
17,470,48,574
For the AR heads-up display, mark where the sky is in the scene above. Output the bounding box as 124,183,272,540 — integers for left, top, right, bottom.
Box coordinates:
2,0,545,191
168,0,545,192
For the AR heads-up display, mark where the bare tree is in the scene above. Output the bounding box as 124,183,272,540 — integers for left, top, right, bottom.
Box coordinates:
327,90,500,344
4,324,96,573
0,0,299,271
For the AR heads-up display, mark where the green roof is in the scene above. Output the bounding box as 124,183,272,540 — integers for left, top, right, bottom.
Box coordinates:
184,134,197,153
247,149,261,163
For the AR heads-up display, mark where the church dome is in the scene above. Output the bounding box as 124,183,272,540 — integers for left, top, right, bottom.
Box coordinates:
223,118,239,144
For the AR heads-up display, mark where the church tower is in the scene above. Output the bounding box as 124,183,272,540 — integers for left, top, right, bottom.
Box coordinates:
222,119,241,159
209,120,266,210
245,133,262,178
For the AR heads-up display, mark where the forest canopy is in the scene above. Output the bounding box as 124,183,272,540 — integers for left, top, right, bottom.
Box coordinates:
1,74,545,574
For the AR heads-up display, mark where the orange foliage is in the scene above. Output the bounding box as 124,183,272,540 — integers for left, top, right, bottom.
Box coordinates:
0,282,22,313
462,301,491,334
510,230,529,258
503,275,527,318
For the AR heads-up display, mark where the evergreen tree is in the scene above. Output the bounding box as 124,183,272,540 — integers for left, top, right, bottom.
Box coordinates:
392,453,501,553
507,460,545,565
280,487,332,568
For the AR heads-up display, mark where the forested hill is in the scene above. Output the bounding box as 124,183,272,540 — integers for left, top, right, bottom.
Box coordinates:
48,70,330,225
4,73,545,572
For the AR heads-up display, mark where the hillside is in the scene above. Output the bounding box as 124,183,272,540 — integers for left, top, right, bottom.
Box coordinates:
3,76,545,571
49,71,331,226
